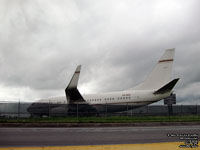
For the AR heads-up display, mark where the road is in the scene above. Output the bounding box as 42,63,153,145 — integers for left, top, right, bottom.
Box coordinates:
0,126,199,147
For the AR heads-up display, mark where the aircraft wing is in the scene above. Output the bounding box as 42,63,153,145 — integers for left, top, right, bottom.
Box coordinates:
65,65,86,104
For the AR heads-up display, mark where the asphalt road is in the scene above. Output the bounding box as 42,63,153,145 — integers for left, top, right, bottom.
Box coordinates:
0,126,199,147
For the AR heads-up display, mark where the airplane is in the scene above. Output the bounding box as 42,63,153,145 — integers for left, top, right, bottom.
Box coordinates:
27,48,179,117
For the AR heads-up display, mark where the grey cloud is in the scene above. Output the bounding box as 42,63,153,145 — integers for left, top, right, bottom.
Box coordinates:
0,0,200,103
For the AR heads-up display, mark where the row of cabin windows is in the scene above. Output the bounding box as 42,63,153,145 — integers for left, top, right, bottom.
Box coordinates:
118,97,131,100
87,97,131,102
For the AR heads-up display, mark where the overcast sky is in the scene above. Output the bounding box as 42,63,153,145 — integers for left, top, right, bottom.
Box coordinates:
0,0,200,104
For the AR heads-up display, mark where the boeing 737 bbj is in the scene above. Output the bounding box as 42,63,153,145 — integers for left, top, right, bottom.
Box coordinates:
27,49,179,116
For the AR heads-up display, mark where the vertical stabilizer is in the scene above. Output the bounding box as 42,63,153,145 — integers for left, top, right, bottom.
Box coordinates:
134,48,175,90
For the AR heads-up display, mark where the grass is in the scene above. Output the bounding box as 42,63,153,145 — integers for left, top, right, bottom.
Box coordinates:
0,115,200,123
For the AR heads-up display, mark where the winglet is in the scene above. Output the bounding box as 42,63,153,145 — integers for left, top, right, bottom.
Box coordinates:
66,65,81,90
154,78,180,94
65,65,85,104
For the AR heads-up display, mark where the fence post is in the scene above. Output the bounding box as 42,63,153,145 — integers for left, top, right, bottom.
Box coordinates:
196,104,198,115
181,105,183,115
146,105,148,115
48,101,50,117
18,99,20,118
106,103,107,117
131,106,133,117
127,103,129,116
77,104,79,117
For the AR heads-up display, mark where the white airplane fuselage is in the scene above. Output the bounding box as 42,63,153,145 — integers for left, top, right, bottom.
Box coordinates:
37,90,171,108
83,90,171,105
30,90,171,115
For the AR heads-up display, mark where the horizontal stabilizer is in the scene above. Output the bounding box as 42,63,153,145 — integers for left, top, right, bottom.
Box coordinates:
154,78,180,94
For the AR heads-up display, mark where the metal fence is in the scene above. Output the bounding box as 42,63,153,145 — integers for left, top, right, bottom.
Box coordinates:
0,102,200,118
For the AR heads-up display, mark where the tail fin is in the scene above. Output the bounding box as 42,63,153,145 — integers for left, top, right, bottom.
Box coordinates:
134,48,175,90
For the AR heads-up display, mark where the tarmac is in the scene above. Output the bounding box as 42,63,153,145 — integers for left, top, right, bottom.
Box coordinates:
0,125,199,149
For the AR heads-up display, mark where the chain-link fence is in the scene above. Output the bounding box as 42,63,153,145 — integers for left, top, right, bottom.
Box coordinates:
0,102,200,118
